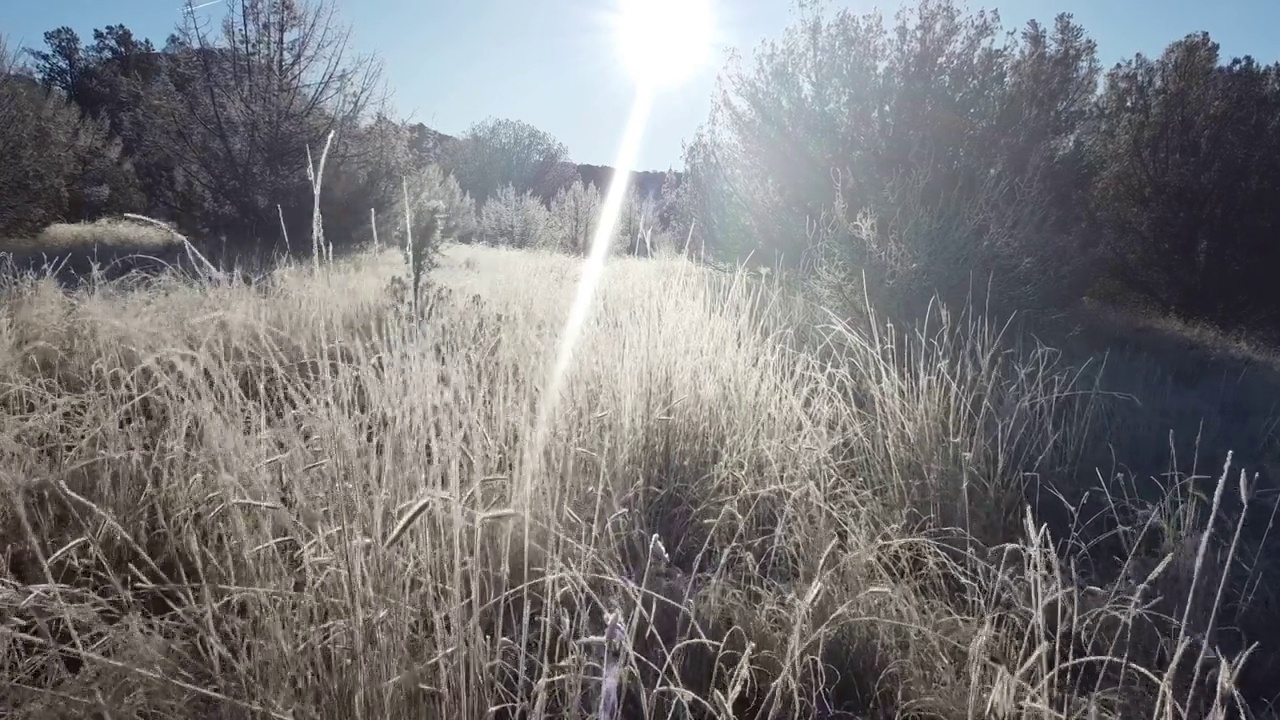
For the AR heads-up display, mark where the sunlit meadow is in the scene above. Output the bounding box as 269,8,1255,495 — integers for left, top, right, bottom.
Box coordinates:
1,237,1275,719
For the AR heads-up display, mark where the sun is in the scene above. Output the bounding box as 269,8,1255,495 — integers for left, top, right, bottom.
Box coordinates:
613,0,716,88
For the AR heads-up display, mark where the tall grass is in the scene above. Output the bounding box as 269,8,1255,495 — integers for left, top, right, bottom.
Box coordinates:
0,218,183,256
1,242,1277,719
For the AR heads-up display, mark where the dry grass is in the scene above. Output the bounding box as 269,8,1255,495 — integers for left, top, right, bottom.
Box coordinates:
1,217,193,287
1,217,183,256
1,241,1278,719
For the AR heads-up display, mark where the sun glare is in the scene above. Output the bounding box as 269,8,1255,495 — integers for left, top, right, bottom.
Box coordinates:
614,0,715,88
523,0,717,500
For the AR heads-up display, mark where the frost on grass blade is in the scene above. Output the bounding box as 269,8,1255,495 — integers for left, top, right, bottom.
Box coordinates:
598,608,627,720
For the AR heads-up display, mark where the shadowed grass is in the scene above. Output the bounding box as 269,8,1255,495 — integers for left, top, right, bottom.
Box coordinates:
0,217,205,288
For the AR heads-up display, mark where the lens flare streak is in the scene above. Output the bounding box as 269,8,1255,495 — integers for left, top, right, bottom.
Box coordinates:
522,85,655,497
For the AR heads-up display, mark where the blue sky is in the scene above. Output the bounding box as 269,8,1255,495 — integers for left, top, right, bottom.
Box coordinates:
7,0,1280,170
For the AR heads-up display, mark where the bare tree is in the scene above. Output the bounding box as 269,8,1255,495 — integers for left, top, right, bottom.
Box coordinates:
0,34,20,75
0,35,22,137
159,0,386,248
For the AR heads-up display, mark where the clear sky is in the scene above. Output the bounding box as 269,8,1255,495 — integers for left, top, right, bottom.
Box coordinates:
6,0,1280,171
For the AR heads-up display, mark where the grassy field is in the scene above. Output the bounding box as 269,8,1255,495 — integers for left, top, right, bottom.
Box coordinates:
2,242,1279,719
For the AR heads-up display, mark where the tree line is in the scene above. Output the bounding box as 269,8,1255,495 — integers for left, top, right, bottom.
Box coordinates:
5,0,1280,337
664,0,1280,337
0,0,672,266
4,1,411,258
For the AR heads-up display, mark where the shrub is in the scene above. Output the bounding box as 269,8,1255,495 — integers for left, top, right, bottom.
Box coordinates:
613,190,661,257
0,72,142,239
479,184,555,249
544,181,665,258
395,165,478,246
548,179,601,255
1089,34,1280,331
688,1,1100,323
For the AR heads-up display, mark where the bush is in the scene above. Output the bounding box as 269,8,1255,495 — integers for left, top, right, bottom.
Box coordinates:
397,165,478,246
0,72,143,239
687,2,1100,323
1089,34,1280,331
547,179,601,255
479,185,555,249
802,161,1091,325
613,190,662,257
543,181,667,258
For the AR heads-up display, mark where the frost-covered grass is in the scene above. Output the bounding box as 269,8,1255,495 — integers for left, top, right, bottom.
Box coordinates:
1,242,1277,719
